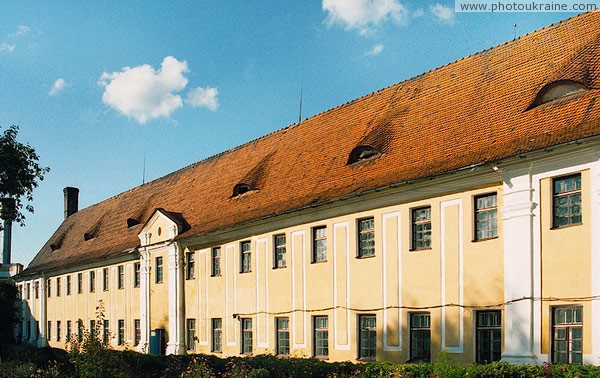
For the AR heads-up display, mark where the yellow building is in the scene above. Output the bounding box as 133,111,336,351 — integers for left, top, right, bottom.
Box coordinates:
14,12,600,365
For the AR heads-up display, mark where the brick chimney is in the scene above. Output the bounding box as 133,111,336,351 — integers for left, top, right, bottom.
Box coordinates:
64,187,79,219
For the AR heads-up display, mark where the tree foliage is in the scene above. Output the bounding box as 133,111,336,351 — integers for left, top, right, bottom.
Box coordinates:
0,125,49,225
0,280,21,344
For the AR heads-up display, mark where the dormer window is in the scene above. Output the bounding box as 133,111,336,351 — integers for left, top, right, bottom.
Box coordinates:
348,145,381,165
127,218,140,228
530,80,588,108
232,183,256,198
83,233,94,241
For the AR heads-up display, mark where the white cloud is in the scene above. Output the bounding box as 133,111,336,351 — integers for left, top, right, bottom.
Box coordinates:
185,86,219,112
322,0,409,34
0,43,15,53
98,56,190,124
0,25,31,54
430,4,455,25
49,78,67,96
365,44,384,56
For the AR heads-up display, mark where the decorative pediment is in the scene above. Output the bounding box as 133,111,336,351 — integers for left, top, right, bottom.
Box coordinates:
137,208,183,247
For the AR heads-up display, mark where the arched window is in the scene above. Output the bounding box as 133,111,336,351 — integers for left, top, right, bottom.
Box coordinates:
347,145,381,165
531,80,587,108
232,183,256,198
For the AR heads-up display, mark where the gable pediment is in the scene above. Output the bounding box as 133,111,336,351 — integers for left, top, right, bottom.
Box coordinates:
138,208,181,246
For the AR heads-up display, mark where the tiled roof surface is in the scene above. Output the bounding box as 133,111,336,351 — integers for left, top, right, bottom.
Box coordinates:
23,12,600,274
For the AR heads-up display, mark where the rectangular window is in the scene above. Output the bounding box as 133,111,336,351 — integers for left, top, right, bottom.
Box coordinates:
56,277,61,297
211,247,221,276
186,252,195,280
359,315,376,359
118,265,124,289
56,320,61,342
155,257,163,283
66,275,71,296
27,283,31,299
241,318,253,354
212,318,222,352
89,271,95,293
77,273,83,294
411,207,432,250
66,321,71,341
103,268,109,291
276,318,290,355
90,320,96,337
47,321,51,341
134,263,140,288
410,313,431,362
47,279,51,298
476,310,501,363
312,226,327,263
553,174,582,228
134,319,141,346
118,319,125,345
357,218,375,258
313,316,329,358
77,320,83,342
103,320,109,344
186,318,196,351
552,307,583,365
240,241,251,273
274,234,287,268
34,282,38,299
475,193,498,240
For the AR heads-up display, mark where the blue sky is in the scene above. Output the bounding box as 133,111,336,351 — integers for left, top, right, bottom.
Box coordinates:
0,1,581,265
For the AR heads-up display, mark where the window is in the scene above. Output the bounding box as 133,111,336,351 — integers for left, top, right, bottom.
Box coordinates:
103,320,110,343
476,310,501,363
357,218,375,257
77,320,83,342
531,80,588,108
77,273,83,294
56,277,61,297
134,319,141,346
186,318,196,351
348,145,381,164
155,257,163,283
212,318,222,352
475,193,498,240
66,321,71,341
232,183,256,197
276,318,290,355
411,207,431,250
118,265,124,289
410,313,431,362
118,320,125,345
212,247,221,276
90,320,96,337
274,234,286,268
553,174,582,228
313,316,329,358
103,268,109,291
47,321,51,341
27,283,30,299
66,275,71,296
134,263,140,288
34,282,38,299
47,279,51,298
312,226,327,263
240,241,251,273
359,315,376,359
89,271,95,293
186,252,195,280
552,307,583,365
241,318,253,354
56,321,61,342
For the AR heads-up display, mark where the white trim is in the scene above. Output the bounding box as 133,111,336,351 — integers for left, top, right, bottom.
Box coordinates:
382,211,402,352
591,161,600,362
440,199,464,353
333,222,351,351
291,230,307,349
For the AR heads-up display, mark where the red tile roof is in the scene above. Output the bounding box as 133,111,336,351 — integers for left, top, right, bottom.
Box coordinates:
23,11,600,275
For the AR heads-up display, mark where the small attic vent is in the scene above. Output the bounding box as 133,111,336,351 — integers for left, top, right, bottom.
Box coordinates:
232,183,256,198
84,233,95,241
127,218,140,228
529,80,588,109
50,244,60,251
348,145,381,165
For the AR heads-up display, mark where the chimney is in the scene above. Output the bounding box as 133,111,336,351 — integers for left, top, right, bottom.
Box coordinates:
64,187,79,219
0,198,15,265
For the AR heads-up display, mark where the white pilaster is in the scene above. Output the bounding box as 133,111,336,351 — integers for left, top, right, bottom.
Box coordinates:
590,161,600,364
138,248,150,353
166,242,185,355
38,277,47,347
501,168,537,364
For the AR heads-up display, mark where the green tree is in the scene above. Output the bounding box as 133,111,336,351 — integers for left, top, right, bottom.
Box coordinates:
0,280,20,344
0,125,49,225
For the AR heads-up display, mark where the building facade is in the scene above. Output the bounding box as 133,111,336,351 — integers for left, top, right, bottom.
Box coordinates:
14,12,600,365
